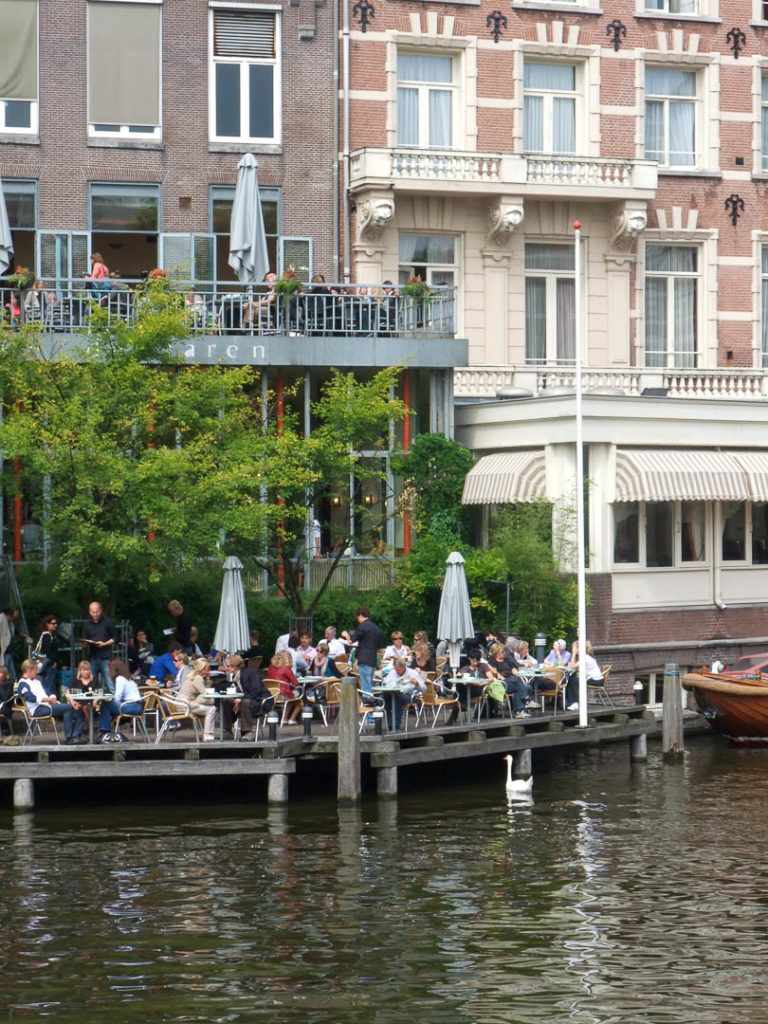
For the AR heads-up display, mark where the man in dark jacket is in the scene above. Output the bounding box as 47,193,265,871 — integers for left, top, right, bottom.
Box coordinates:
342,606,382,695
225,654,273,740
81,602,116,694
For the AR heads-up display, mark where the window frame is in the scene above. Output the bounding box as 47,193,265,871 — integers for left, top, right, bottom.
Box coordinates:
644,65,699,169
524,241,577,366
396,49,458,151
88,181,162,234
397,232,459,289
612,500,709,570
0,0,39,137
644,243,699,369
208,5,282,145
522,60,580,155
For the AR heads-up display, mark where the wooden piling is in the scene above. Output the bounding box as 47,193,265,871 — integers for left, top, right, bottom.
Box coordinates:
337,679,361,803
377,766,398,798
267,773,289,804
514,748,532,778
629,732,648,762
662,662,684,760
13,778,34,810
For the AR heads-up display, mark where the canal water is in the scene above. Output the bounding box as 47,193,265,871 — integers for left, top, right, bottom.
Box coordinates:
2,736,767,1023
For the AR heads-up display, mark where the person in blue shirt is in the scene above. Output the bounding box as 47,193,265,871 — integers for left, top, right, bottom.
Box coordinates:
149,642,184,683
98,658,143,742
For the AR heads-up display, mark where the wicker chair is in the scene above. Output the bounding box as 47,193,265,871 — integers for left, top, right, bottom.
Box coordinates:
537,666,567,715
588,663,613,706
115,693,153,741
154,693,200,743
417,678,460,728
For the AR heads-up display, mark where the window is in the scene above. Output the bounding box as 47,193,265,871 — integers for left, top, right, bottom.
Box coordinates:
398,234,457,289
721,502,768,564
614,500,706,567
211,185,279,280
762,247,768,368
645,245,697,368
2,179,37,273
762,78,768,172
210,9,280,144
645,68,697,167
0,0,38,135
644,0,697,11
90,182,161,275
397,53,455,149
523,62,577,154
87,1,161,138
524,243,575,364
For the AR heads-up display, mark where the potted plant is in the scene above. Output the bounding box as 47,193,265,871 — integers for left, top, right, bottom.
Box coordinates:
401,275,431,330
273,268,303,329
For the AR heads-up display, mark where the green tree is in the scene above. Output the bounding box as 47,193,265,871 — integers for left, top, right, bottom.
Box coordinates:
392,432,474,538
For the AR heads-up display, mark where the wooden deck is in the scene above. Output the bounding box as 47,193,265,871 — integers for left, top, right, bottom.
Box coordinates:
0,704,656,806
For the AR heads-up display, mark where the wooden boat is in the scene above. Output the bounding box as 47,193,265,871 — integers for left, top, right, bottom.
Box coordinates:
682,670,768,743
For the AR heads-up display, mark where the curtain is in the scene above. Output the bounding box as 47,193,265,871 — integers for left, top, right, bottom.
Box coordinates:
645,277,667,367
524,63,575,91
428,89,451,148
397,87,418,146
0,0,37,100
525,279,546,363
398,234,455,265
674,278,696,367
553,97,575,153
668,102,695,165
681,502,705,562
556,278,575,363
398,53,452,84
644,100,663,161
88,1,161,126
762,79,768,170
524,95,542,152
763,249,768,367
613,504,639,563
525,243,574,272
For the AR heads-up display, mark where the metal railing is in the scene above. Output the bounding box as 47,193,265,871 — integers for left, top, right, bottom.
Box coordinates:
0,280,457,338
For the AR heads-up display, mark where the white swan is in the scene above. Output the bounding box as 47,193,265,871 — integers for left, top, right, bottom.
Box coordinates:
504,754,533,795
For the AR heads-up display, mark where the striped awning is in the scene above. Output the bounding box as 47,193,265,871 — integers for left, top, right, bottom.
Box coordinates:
732,452,768,502
615,449,750,502
461,451,547,505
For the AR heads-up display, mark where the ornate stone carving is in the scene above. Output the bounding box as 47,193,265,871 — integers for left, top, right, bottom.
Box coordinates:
487,198,524,244
610,209,647,251
356,196,395,242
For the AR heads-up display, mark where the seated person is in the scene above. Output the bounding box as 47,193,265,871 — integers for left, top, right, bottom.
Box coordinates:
487,642,535,716
310,641,342,678
544,639,571,668
176,657,217,741
97,658,143,743
127,629,155,676
288,634,309,677
410,640,436,678
222,654,273,740
452,648,493,723
65,659,98,737
244,271,277,327
565,640,603,711
266,650,302,723
384,631,412,663
17,657,84,743
296,631,317,667
148,641,184,685
517,640,537,668
381,657,426,731
0,665,14,735
241,630,263,662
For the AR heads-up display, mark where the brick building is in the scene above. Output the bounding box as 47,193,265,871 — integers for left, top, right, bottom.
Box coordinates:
343,0,768,688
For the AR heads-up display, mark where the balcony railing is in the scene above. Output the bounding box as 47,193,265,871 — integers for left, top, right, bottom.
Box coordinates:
0,280,457,338
350,148,658,197
454,365,768,401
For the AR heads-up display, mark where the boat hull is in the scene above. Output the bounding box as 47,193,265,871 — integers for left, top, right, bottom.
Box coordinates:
682,672,768,743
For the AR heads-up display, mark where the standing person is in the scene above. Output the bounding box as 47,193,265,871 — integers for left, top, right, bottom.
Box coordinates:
35,614,62,695
323,626,347,659
81,602,116,694
97,658,144,743
87,251,110,292
17,657,84,743
167,600,193,654
0,606,28,682
342,606,382,695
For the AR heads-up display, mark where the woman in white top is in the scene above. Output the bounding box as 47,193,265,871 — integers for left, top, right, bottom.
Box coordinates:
98,658,143,741
383,631,412,663
565,640,602,710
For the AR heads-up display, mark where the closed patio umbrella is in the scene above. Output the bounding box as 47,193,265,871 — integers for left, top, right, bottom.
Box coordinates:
0,176,13,276
437,550,475,673
227,153,269,285
213,555,250,656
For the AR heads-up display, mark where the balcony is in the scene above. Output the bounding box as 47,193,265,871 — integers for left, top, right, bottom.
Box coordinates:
454,365,768,401
350,148,658,201
0,279,467,370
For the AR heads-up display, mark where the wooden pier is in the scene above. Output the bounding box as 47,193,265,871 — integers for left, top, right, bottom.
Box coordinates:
0,703,656,809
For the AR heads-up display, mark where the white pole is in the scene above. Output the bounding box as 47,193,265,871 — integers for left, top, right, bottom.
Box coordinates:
574,221,588,728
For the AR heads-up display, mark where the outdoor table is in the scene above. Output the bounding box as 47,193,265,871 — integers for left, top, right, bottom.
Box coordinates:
205,689,241,741
67,690,108,744
448,677,487,723
372,683,404,731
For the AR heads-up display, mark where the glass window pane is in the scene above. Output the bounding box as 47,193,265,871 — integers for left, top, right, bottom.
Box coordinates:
644,100,663,161
3,186,35,229
646,69,696,97
215,63,240,137
397,53,453,84
5,100,31,129
645,276,667,367
397,87,418,146
681,501,705,562
614,503,639,563
763,76,768,102
91,187,158,231
668,101,695,165
753,503,768,564
398,234,454,264
523,95,542,152
524,63,575,91
525,243,574,272
553,96,575,153
556,278,575,362
646,502,673,567
249,64,273,138
722,501,746,561
428,89,451,148
261,198,278,236
525,278,546,363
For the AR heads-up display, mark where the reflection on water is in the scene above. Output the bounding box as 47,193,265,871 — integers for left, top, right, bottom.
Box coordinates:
2,738,768,1022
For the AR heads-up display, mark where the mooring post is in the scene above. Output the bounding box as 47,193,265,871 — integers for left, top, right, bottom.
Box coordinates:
629,732,648,762
662,662,684,760
267,773,289,804
13,778,34,811
514,748,532,778
337,678,361,803
377,766,397,798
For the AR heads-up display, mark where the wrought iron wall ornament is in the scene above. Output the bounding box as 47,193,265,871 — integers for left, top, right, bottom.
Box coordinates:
724,193,745,226
487,10,507,44
352,0,375,33
606,19,627,52
726,27,746,58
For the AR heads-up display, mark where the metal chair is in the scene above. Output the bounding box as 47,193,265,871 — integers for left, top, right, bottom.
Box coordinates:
587,663,614,706
154,694,200,743
417,678,460,728
15,698,62,745
537,666,567,715
115,694,153,741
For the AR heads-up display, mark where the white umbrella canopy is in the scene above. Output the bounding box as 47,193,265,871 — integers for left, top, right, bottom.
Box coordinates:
227,153,270,285
0,177,14,276
437,550,475,672
213,556,250,655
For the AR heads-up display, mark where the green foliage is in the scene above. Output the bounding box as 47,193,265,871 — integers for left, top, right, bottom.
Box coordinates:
391,433,474,538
